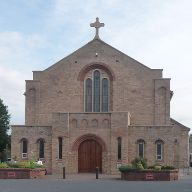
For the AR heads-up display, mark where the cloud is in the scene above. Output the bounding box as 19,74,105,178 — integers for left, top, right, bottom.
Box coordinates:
0,31,47,71
0,65,27,131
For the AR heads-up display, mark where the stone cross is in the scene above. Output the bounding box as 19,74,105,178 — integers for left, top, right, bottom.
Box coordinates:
90,17,105,38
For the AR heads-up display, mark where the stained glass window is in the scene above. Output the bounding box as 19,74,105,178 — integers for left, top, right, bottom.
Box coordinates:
118,137,122,160
156,142,162,160
39,140,44,158
85,78,92,112
138,142,144,158
22,140,27,153
94,70,100,112
102,78,108,112
59,137,62,159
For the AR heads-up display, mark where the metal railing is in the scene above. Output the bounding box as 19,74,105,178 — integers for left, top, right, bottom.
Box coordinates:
182,162,190,176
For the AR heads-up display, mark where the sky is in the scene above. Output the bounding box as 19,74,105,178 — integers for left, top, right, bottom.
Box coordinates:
0,0,191,134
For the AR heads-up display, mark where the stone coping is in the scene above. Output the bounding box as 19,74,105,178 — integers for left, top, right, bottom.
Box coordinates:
124,169,179,173
0,168,45,172
52,111,129,114
129,125,173,127
11,125,51,127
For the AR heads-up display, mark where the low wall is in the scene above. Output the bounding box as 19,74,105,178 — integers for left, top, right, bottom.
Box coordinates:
121,170,178,181
0,168,45,179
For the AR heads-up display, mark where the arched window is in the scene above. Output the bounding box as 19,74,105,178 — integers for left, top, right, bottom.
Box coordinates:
156,142,163,160
94,70,100,112
84,69,109,112
58,137,62,159
39,140,44,159
22,140,28,158
85,78,92,112
138,142,144,158
102,78,108,112
117,137,122,160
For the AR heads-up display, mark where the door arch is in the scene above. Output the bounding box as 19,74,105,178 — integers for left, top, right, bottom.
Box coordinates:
78,140,102,173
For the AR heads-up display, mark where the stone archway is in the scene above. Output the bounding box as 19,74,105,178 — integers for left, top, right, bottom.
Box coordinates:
78,140,102,173
72,134,107,173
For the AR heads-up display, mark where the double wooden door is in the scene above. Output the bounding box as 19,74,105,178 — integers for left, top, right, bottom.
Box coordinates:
78,140,102,173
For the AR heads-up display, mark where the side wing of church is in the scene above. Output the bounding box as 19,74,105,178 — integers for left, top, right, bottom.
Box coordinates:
11,18,190,174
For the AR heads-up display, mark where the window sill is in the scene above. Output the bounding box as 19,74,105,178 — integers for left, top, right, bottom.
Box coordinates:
58,159,62,161
117,160,122,163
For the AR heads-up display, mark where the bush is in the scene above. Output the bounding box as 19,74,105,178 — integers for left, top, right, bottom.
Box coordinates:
0,162,8,168
154,166,161,170
137,163,144,170
119,166,142,172
7,162,19,168
161,165,176,170
131,157,148,169
18,162,30,168
35,164,45,168
147,165,155,169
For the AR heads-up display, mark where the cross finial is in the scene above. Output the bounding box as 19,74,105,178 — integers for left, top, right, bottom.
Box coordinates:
90,17,105,38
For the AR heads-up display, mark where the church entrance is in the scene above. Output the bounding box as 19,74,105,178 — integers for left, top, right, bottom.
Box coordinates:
78,140,102,173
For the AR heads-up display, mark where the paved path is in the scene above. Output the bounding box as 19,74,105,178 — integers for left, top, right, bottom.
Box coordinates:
0,168,192,192
0,175,192,192
44,167,192,180
45,173,121,180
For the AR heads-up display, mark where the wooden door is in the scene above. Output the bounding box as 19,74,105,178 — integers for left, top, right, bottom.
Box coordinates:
78,140,102,173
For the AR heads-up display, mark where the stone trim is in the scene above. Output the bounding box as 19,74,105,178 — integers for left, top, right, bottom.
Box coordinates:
129,125,173,127
77,62,116,81
170,118,190,131
72,133,107,152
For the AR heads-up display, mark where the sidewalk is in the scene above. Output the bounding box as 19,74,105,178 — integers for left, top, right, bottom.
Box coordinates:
179,167,192,176
45,173,121,180
44,168,192,180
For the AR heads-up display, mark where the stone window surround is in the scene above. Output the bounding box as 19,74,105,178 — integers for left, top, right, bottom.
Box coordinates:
84,69,109,112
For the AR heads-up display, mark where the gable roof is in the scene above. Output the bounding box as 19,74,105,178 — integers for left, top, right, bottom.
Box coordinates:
43,36,162,72
170,118,190,131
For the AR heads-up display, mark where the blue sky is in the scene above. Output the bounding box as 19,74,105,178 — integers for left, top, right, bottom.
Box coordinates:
0,0,191,134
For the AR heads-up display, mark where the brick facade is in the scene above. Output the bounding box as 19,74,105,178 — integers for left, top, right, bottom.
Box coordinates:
121,170,178,181
11,36,190,174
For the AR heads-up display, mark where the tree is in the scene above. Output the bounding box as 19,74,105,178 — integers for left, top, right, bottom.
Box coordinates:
189,134,192,142
0,99,11,156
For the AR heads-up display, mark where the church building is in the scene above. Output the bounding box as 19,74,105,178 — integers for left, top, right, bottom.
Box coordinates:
11,18,190,174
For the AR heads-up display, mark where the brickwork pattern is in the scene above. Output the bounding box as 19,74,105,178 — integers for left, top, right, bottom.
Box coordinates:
0,168,45,179
11,38,190,175
121,170,178,181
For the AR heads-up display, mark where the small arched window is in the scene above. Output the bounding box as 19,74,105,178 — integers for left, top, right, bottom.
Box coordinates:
138,142,144,158
117,137,122,160
39,140,44,159
58,137,62,159
94,70,100,112
156,142,163,160
85,78,92,112
102,78,109,112
22,140,28,158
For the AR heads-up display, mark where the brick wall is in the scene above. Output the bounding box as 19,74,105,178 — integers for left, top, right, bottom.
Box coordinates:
26,39,169,126
121,170,178,181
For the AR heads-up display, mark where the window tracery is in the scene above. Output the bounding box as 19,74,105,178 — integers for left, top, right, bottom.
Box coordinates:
85,70,109,112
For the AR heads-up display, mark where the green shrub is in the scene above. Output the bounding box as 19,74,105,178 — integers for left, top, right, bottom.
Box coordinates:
154,166,161,170
35,164,45,168
147,165,155,169
131,157,148,169
161,165,176,170
0,162,8,168
7,163,19,168
18,162,30,168
137,163,144,170
119,166,142,172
